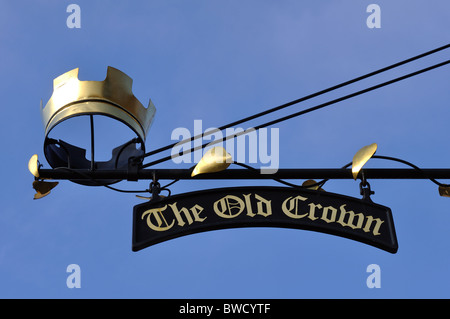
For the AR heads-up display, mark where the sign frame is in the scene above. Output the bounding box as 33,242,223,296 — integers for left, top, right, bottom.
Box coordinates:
132,186,398,253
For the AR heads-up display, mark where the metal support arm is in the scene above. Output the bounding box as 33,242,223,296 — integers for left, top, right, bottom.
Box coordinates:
37,168,450,181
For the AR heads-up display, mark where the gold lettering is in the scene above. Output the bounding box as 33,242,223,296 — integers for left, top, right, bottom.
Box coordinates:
254,193,272,217
321,206,337,223
337,204,364,230
243,193,254,217
141,193,387,241
168,202,206,227
168,202,191,227
307,203,322,221
363,215,384,236
141,205,174,232
281,195,308,219
190,204,207,223
213,195,245,218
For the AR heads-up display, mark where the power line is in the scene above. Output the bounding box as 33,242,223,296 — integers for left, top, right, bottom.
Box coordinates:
141,59,450,168
139,43,450,162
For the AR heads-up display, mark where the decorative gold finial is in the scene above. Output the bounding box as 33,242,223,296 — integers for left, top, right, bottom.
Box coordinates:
439,186,450,198
32,180,58,200
191,147,232,177
28,154,39,178
352,143,377,180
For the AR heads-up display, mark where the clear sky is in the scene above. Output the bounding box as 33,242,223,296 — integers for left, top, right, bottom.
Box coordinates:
1,0,450,298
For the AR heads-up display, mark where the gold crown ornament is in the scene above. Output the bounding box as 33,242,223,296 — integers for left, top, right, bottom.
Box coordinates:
40,66,156,186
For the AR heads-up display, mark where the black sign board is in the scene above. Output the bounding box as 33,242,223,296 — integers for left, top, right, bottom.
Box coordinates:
132,186,398,253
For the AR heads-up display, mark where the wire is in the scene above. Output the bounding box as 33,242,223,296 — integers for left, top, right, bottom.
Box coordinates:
53,167,184,195
233,161,352,190
161,179,180,189
372,155,450,187
235,154,450,190
53,167,150,193
103,156,450,192
50,155,450,195
139,43,450,161
142,59,450,168
233,162,304,188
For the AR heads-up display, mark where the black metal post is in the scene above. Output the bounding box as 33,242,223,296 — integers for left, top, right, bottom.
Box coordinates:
37,168,450,181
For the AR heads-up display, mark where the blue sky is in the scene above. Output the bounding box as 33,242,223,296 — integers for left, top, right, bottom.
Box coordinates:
1,1,450,298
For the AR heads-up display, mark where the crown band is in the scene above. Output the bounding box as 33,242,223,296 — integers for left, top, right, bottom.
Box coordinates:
41,66,156,142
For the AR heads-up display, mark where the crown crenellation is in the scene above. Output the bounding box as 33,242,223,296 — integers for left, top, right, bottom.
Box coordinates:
41,66,156,143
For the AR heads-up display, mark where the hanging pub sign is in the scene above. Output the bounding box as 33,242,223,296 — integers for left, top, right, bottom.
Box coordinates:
132,186,398,253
